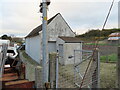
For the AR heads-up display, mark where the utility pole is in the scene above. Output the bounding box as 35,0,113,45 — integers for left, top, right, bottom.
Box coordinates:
40,0,51,86
42,0,48,84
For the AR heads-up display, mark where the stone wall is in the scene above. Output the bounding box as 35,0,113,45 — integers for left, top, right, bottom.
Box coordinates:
19,51,42,82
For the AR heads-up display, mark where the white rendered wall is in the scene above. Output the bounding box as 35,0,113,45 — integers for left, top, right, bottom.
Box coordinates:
25,13,76,64
64,43,82,65
47,14,75,41
25,35,41,63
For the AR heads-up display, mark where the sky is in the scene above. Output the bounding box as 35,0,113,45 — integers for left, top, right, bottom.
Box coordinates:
0,0,119,37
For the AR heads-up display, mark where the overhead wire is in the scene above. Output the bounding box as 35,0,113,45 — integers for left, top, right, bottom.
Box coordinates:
102,0,115,30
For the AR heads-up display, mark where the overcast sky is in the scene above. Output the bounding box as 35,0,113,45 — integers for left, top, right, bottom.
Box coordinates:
0,0,119,37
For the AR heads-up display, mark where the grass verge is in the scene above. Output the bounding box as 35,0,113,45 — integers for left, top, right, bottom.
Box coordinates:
100,63,116,88
20,50,40,66
100,54,117,63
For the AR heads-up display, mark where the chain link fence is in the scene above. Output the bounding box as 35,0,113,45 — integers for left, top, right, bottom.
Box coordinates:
58,49,99,88
83,44,117,63
48,49,100,89
83,44,118,88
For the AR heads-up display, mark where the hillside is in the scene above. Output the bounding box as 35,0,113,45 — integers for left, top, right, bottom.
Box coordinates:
76,28,120,41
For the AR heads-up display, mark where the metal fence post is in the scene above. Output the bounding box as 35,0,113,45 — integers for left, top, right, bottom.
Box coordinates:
97,48,100,88
0,44,8,90
92,48,100,88
117,46,120,89
49,53,57,88
56,52,59,88
74,50,76,85
1,45,7,77
35,66,42,88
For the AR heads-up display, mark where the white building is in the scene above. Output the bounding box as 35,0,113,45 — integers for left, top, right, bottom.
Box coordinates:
57,37,82,65
108,32,120,45
25,13,82,65
0,39,10,46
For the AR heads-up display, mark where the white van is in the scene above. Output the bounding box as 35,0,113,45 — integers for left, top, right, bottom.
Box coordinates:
0,39,10,46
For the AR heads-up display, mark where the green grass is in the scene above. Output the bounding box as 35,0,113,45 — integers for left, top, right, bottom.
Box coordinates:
100,63,116,88
20,50,40,66
59,62,117,88
100,54,117,63
85,42,120,46
85,43,109,46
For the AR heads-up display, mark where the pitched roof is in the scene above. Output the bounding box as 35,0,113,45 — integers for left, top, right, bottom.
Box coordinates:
108,37,120,40
109,32,120,37
25,13,60,38
59,36,83,43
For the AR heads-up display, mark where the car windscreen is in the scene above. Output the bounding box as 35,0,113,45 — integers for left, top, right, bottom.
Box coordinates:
7,50,15,55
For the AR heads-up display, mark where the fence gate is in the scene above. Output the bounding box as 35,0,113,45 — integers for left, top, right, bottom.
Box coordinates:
0,44,8,77
57,49,100,88
0,44,8,90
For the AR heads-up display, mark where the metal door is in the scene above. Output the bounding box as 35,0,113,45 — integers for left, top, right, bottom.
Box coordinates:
58,44,64,65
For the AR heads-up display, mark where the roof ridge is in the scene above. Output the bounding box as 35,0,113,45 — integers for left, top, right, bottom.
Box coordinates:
25,13,60,38
59,36,83,43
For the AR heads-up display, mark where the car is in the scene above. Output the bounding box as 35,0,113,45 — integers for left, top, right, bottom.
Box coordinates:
7,46,18,59
17,43,25,51
5,46,19,67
